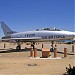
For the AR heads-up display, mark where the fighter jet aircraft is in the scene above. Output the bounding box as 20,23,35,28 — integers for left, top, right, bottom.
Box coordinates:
0,21,75,50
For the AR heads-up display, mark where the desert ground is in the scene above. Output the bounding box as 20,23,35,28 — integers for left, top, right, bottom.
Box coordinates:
0,42,75,75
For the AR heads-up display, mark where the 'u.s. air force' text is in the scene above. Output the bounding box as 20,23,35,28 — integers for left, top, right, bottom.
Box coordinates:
42,35,65,39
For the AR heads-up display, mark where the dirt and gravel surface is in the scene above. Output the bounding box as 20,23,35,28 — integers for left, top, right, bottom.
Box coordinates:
0,42,75,75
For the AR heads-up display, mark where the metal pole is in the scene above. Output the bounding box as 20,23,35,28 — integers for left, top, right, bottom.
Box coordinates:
64,48,67,57
4,43,6,48
54,48,57,58
72,44,74,52
30,48,34,57
34,48,37,57
42,44,43,48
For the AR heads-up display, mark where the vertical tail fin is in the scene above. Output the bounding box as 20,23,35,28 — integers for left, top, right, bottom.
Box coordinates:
0,21,17,36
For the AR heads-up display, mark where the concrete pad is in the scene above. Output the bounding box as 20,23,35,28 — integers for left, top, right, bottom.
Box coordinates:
30,56,62,59
0,49,8,51
0,48,13,51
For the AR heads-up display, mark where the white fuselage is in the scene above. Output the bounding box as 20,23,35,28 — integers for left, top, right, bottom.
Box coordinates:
11,30,75,41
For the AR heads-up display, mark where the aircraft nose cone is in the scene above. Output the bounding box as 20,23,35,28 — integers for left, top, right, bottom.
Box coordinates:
64,31,75,38
74,32,75,37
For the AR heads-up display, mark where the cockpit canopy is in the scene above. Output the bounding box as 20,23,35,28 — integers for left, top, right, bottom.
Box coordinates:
36,27,61,31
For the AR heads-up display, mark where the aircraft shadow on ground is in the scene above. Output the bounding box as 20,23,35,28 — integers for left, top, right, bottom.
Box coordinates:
57,51,74,55
0,48,30,53
0,48,42,53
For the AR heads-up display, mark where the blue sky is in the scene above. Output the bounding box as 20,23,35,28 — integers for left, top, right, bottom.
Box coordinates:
0,0,74,37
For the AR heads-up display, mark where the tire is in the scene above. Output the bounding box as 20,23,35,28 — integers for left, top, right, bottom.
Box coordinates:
16,45,21,51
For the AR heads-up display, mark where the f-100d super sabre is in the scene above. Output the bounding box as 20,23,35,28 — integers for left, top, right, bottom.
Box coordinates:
0,21,75,50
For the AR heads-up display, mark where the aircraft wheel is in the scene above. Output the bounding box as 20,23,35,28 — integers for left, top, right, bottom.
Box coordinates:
16,45,21,51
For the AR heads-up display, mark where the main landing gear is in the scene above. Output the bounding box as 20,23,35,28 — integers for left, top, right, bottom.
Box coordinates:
50,41,54,52
16,45,21,51
16,41,21,51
